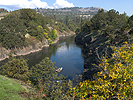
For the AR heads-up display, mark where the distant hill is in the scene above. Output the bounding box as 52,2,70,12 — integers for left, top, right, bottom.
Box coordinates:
0,8,8,13
0,8,9,20
34,7,106,22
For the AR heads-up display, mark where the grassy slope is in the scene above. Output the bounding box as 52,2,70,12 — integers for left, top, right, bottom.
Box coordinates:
0,75,27,100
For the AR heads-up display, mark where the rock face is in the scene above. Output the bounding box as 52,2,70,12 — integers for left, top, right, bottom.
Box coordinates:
75,30,128,80
0,31,75,61
0,46,11,60
75,32,109,80
0,39,49,61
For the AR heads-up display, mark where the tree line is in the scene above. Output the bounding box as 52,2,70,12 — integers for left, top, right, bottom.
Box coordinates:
71,9,133,99
78,9,133,45
0,9,71,49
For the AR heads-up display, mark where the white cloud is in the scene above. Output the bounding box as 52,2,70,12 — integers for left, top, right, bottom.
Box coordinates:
0,0,51,10
0,0,75,11
53,0,75,8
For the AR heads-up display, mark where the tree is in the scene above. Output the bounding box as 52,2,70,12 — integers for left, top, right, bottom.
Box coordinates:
0,8,52,49
65,15,69,25
81,19,92,33
91,10,107,30
0,57,30,81
75,28,81,34
128,15,133,28
98,9,104,13
29,57,72,99
70,42,133,100
67,21,77,31
51,29,57,40
52,15,56,22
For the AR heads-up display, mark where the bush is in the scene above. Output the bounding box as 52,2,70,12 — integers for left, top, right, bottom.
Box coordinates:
0,57,74,99
70,42,133,100
30,57,73,99
30,57,56,84
0,57,30,81
51,29,57,40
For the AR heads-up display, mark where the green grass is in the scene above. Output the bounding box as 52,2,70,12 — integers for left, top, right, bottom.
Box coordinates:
0,75,26,100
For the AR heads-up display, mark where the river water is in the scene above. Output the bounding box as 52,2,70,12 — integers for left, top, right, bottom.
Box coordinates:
0,36,85,80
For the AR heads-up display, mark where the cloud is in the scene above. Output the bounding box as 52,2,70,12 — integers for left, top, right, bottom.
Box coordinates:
53,0,75,8
0,0,75,11
0,0,51,10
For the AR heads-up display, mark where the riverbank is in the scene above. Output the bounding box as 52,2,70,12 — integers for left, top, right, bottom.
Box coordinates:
75,31,107,80
75,30,129,80
0,31,75,62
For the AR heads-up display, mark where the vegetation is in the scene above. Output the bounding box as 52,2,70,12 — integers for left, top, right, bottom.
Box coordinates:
35,7,102,33
35,7,102,23
75,9,131,80
73,9,133,100
70,42,133,99
0,9,71,50
80,9,129,39
0,8,133,99
51,29,58,39
0,8,8,13
0,57,30,81
0,57,73,99
1,44,132,99
29,57,73,99
0,75,27,100
53,22,70,32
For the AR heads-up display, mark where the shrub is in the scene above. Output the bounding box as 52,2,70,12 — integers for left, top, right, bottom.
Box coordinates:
51,29,57,40
70,42,133,100
30,57,73,99
0,57,30,81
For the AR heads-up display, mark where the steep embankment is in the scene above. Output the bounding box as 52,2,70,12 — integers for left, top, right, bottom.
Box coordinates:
0,31,75,61
75,31,127,80
75,9,132,80
0,38,48,61
0,9,76,61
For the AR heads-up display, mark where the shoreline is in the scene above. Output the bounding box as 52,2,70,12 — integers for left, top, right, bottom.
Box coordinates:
0,32,75,62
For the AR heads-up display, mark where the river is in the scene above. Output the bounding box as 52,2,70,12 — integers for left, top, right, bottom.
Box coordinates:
0,36,85,80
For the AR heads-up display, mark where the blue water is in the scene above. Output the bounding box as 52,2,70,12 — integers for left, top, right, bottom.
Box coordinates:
49,36,85,79
0,36,85,80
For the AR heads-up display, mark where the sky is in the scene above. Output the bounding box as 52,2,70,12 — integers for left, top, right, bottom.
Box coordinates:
0,0,132,16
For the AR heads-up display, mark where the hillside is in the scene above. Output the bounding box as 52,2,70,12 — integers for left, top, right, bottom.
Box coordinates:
0,9,76,61
0,57,74,100
0,75,28,100
0,8,8,13
0,8,9,20
72,9,133,99
75,9,133,80
34,7,106,22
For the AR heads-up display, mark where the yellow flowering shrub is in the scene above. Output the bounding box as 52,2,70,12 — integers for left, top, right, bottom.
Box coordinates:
48,38,53,44
44,32,49,39
38,25,43,29
70,42,133,100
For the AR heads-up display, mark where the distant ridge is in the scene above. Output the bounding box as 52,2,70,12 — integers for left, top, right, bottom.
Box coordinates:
34,7,106,21
35,7,106,13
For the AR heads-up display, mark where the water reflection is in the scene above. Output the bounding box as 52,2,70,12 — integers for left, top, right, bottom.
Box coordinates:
0,36,85,80
49,36,85,80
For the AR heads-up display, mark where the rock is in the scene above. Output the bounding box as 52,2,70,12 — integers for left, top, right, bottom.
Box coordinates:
0,31,75,61
0,38,48,61
75,33,92,45
75,32,108,80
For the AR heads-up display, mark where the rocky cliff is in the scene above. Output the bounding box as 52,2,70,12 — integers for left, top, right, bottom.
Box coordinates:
0,31,75,61
75,31,128,80
0,39,48,61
